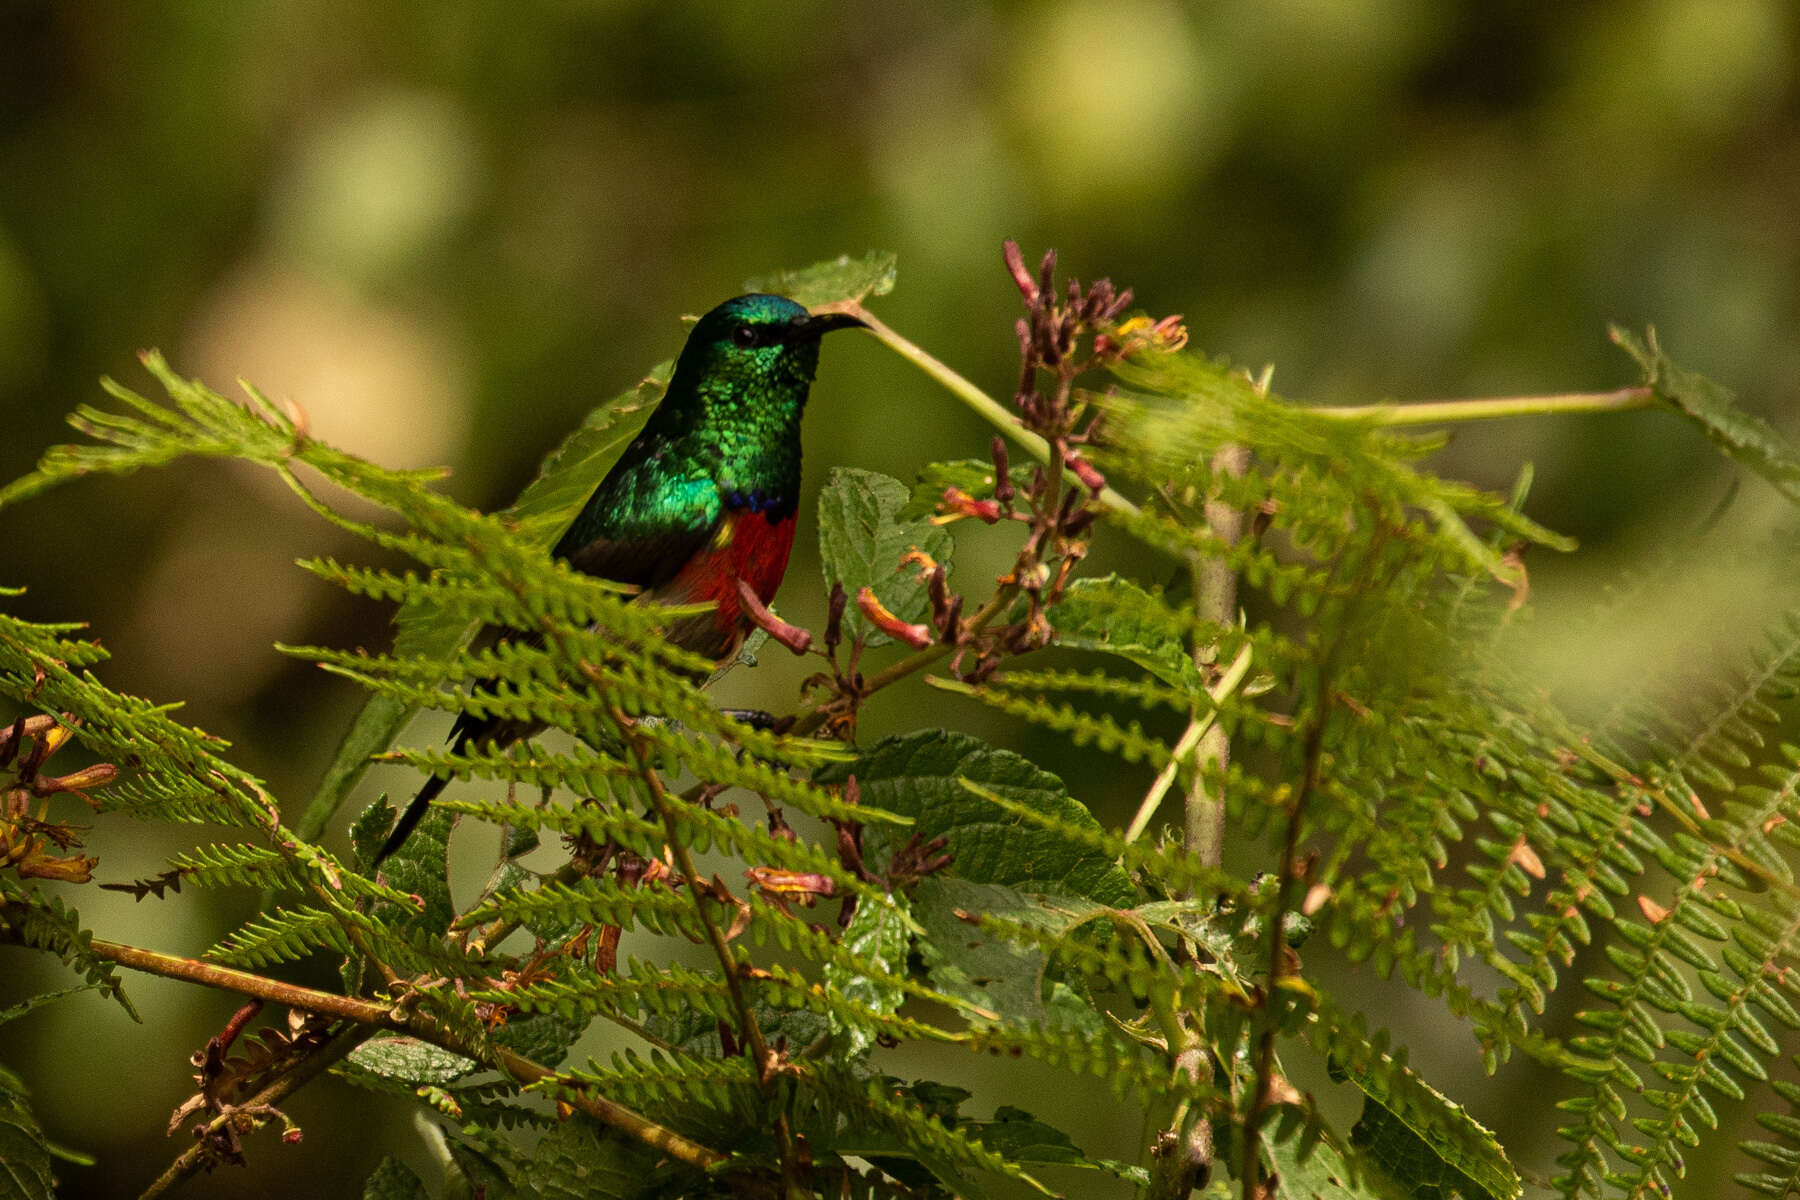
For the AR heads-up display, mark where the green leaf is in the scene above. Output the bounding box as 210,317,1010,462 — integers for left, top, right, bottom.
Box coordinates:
900,457,1017,522
817,468,954,646
0,1069,57,1200
1350,1095,1509,1200
972,1106,1148,1184
1331,1048,1521,1200
368,800,456,937
1261,1128,1411,1200
817,729,1135,905
1612,325,1800,505
350,794,398,868
745,250,897,308
347,1034,479,1085
911,877,1102,1026
826,894,912,1055
0,986,97,1029
1053,575,1205,692
444,1134,520,1200
494,1013,584,1068
361,1156,431,1200
517,1119,684,1200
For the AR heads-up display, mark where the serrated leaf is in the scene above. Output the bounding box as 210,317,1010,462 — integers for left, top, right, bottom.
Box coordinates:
0,1070,57,1200
347,1034,479,1085
494,1013,584,1068
370,801,456,936
350,795,397,868
817,729,1135,905
973,1106,1148,1183
0,986,97,1029
1053,575,1205,692
900,458,1014,522
1613,325,1800,505
817,468,954,646
444,1134,520,1200
1262,1127,1411,1200
827,894,912,1055
361,1156,431,1200
1351,1096,1510,1200
517,1119,683,1200
745,250,897,308
1334,1052,1521,1200
912,877,1102,1026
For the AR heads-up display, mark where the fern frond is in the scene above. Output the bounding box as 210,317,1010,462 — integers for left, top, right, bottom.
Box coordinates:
821,1071,1057,1196
969,666,1200,715
1553,748,1800,1198
205,906,355,968
543,1046,760,1117
930,678,1174,769
0,886,136,1018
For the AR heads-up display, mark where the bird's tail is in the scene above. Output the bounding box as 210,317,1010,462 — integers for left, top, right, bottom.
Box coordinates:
374,772,450,865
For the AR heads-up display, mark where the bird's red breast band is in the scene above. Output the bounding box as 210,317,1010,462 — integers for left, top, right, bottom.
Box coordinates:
659,508,797,639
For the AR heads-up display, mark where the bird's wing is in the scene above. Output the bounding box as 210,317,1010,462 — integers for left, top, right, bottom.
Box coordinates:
552,465,723,591
557,522,720,590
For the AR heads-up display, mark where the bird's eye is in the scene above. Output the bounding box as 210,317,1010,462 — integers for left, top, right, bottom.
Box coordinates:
730,324,760,348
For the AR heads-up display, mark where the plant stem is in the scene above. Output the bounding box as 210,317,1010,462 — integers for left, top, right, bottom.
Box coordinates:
1241,692,1329,1200
617,713,802,1190
1187,445,1250,869
787,586,1018,738
89,938,408,1028
1310,386,1652,426
58,934,727,1177
1123,640,1254,845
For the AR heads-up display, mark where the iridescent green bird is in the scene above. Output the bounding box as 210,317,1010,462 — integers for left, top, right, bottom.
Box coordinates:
375,294,865,862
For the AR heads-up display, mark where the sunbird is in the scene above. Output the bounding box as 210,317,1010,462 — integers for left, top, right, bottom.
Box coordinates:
375,294,865,862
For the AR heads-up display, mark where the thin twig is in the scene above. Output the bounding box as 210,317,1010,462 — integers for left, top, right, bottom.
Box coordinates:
1241,705,1327,1200
1124,640,1254,845
786,586,1019,738
52,934,727,1176
1310,386,1653,426
614,710,802,1191
87,939,409,1028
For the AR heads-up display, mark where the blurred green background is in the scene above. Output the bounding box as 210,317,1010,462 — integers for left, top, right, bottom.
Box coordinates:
2,1,1798,1196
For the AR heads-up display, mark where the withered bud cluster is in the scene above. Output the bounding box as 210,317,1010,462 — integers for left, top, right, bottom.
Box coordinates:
923,240,1170,681
2,711,113,883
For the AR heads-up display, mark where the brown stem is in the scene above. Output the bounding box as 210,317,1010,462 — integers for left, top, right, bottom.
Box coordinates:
615,712,801,1188
1240,713,1326,1200
88,939,409,1028
787,586,1019,738
49,935,727,1175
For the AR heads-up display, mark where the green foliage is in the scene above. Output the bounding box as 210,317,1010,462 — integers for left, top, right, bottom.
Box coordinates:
745,250,898,309
1612,326,1800,505
7,252,1800,1199
819,729,1135,903
0,1064,56,1200
360,1157,430,1200
818,466,954,645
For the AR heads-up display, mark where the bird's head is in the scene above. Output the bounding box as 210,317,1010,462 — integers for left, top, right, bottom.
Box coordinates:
676,294,866,399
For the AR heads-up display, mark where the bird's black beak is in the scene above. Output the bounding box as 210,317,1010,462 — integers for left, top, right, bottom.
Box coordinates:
796,310,868,341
